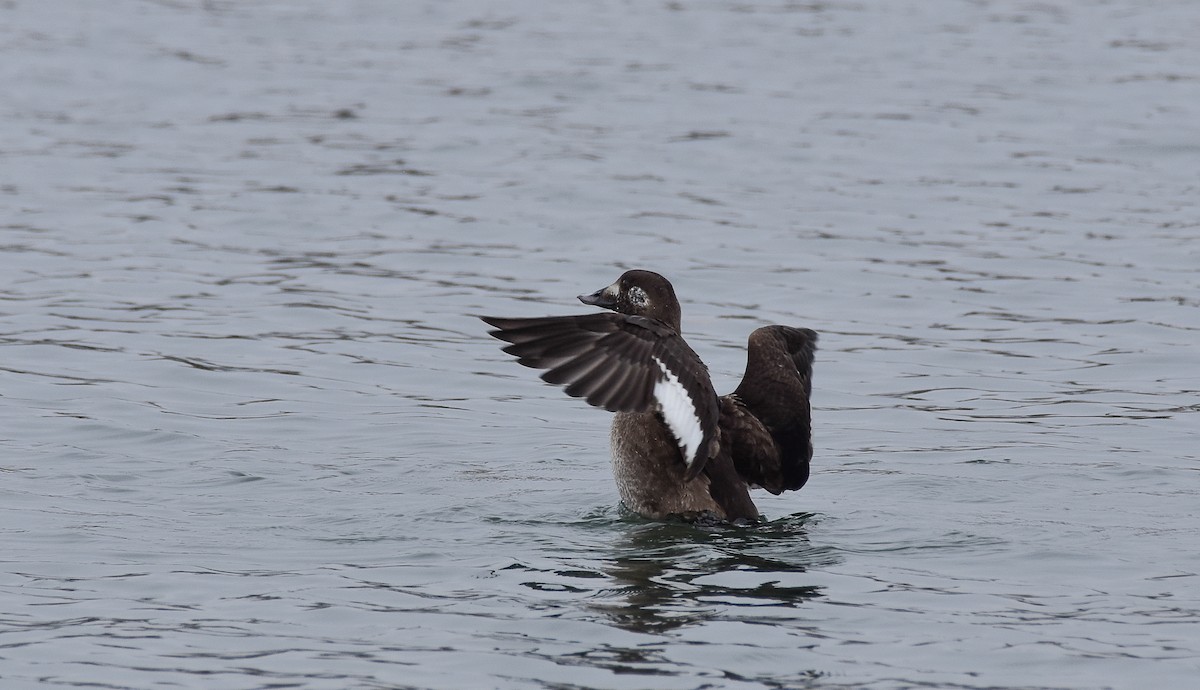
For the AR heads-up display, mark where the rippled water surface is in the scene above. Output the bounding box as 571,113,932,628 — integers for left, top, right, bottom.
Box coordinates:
3,1,1199,688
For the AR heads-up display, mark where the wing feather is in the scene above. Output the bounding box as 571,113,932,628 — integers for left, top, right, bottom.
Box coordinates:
482,313,720,474
726,326,818,492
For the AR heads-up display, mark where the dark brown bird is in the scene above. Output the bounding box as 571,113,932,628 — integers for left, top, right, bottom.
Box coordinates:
482,269,817,521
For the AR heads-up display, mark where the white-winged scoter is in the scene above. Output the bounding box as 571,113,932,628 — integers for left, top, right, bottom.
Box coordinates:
482,269,817,521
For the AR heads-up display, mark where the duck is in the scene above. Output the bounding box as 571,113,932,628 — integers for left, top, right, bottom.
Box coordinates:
481,269,817,522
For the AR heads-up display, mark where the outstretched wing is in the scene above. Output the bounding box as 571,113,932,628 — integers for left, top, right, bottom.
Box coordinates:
481,313,719,478
723,326,818,493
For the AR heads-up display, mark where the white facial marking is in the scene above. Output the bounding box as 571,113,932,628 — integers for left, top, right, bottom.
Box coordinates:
651,356,703,467
627,285,648,308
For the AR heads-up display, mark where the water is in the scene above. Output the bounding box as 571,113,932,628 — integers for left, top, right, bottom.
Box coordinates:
3,1,1198,688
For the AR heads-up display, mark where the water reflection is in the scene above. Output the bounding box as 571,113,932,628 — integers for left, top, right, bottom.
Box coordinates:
594,513,834,633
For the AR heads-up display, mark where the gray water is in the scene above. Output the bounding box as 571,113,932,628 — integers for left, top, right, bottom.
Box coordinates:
3,1,1199,688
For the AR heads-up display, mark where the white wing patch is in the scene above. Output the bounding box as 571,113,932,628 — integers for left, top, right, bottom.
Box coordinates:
651,355,704,468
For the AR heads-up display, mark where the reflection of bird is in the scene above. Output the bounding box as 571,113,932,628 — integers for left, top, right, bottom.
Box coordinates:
482,269,817,522
598,515,827,634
